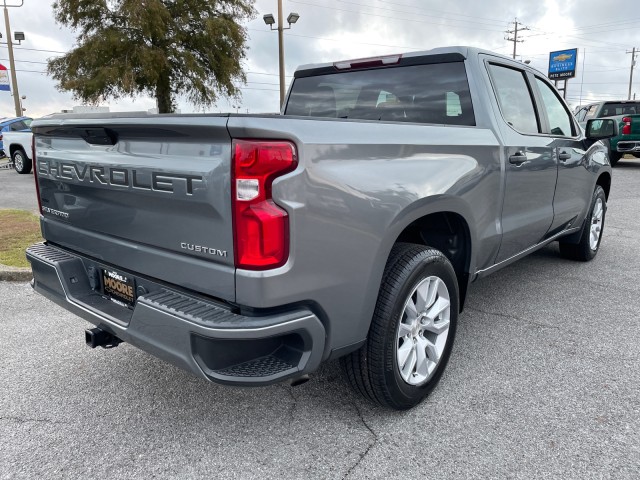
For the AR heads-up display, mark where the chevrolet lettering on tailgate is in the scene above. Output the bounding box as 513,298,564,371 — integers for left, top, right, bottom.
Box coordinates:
37,159,204,195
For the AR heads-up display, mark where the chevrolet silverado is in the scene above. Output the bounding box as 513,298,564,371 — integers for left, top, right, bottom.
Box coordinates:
27,47,616,409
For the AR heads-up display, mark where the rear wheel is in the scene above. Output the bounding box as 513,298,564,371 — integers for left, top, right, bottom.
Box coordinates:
341,243,458,410
12,148,31,174
559,185,606,261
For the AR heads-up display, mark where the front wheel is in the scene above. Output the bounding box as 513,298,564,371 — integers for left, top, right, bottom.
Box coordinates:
559,185,606,261
12,148,32,174
609,151,622,167
605,140,622,166
341,243,459,410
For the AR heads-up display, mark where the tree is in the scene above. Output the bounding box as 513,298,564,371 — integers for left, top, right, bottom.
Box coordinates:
48,0,256,113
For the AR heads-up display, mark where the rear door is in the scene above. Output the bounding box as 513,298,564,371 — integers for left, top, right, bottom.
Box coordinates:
487,62,558,263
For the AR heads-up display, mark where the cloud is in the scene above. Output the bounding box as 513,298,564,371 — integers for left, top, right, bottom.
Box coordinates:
0,0,638,118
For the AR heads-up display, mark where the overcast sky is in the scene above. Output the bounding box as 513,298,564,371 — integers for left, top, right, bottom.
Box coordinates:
0,0,638,118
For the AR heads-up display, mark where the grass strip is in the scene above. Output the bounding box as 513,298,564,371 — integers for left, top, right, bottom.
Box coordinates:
0,209,41,268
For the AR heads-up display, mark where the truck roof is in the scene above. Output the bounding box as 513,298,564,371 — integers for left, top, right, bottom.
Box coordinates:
294,46,527,76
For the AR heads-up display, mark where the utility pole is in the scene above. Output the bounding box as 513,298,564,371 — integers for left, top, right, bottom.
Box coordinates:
627,47,637,101
505,18,529,60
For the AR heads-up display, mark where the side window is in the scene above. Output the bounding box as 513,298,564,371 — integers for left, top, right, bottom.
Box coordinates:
535,78,574,137
489,64,539,133
10,121,26,131
574,107,587,122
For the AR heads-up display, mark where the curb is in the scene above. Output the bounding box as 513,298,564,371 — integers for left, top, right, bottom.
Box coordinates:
0,264,33,282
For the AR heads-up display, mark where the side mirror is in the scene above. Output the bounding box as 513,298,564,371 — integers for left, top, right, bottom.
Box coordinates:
585,118,619,140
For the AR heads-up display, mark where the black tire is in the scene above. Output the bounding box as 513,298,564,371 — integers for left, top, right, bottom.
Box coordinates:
559,186,606,261
341,243,459,410
12,148,31,174
609,150,622,167
606,140,622,166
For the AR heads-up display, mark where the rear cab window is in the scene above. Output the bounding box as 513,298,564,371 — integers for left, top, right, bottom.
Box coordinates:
487,64,540,134
285,60,475,126
599,102,640,117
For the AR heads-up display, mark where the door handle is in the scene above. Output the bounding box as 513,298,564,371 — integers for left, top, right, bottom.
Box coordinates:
558,150,571,161
508,152,528,166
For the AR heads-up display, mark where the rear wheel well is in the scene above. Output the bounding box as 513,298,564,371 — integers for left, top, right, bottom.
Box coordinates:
9,144,24,158
395,212,471,311
596,172,611,200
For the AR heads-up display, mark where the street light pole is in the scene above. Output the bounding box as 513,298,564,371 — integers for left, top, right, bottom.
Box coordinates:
263,2,299,110
277,0,285,107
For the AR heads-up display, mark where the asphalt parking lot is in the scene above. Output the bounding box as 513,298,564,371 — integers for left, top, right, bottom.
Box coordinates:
0,159,38,212
2,159,640,479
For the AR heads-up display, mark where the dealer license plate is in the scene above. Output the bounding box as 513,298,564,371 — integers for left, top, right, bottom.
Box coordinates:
101,268,136,307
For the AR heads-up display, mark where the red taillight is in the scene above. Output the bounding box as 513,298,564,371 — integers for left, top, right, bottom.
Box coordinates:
32,134,42,214
232,140,297,270
622,117,632,135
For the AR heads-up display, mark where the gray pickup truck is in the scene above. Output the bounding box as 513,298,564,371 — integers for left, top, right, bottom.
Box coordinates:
27,47,616,410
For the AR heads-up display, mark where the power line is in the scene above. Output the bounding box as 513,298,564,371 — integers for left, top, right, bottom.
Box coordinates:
374,0,511,26
245,70,293,78
288,0,506,32
244,81,280,86
523,26,635,50
241,87,279,91
7,69,47,73
0,45,66,54
0,58,48,65
336,0,508,29
247,27,421,50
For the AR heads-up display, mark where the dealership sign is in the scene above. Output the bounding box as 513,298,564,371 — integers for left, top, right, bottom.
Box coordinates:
0,64,9,91
548,48,578,80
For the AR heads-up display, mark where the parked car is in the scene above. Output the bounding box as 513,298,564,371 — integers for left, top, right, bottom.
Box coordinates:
0,116,32,157
4,130,33,173
574,101,640,165
27,46,616,410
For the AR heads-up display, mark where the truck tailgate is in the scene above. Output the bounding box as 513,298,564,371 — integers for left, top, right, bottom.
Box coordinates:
32,115,236,301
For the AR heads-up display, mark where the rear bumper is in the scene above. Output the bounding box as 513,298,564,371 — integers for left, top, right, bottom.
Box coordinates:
26,243,325,386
